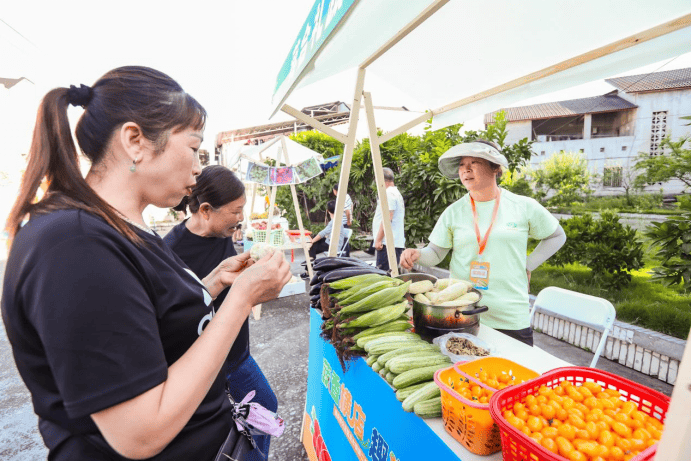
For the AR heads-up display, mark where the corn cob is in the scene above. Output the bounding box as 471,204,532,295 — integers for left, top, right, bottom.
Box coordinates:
328,273,391,291
338,279,401,305
338,281,411,315
435,281,469,303
414,293,431,304
408,280,434,295
402,381,442,412
339,300,408,329
351,319,412,341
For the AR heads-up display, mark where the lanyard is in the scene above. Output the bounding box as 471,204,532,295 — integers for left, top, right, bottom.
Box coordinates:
470,190,501,256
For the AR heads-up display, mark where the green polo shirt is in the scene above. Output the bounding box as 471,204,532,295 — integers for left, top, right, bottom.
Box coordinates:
428,189,558,330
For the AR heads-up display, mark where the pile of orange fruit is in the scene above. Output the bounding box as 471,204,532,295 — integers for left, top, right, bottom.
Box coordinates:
450,369,523,404
502,380,664,461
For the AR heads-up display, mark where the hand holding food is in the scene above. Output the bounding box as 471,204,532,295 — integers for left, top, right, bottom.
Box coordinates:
231,250,291,306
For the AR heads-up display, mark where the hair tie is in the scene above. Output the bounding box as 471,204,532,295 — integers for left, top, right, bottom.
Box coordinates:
67,84,93,108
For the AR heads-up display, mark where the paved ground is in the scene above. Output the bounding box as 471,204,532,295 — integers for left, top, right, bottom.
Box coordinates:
0,248,674,460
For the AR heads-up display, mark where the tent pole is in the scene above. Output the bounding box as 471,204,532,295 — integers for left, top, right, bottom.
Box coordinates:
363,91,398,276
281,105,348,144
328,67,366,257
654,328,691,459
279,136,314,279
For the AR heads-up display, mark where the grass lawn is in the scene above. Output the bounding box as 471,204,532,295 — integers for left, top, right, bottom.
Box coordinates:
530,263,691,340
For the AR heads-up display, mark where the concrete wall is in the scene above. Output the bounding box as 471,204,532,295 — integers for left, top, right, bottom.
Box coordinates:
512,87,691,196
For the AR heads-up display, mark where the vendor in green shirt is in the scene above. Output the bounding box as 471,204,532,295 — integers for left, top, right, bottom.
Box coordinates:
399,140,566,346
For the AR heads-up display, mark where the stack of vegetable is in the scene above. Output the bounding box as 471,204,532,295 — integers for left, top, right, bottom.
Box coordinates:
409,278,479,307
308,259,453,419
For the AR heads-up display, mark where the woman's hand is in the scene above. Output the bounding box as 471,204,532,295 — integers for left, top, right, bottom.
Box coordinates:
230,250,292,306
399,248,421,270
217,252,253,287
203,252,253,298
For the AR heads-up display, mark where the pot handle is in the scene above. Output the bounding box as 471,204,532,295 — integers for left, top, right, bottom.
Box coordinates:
459,305,489,316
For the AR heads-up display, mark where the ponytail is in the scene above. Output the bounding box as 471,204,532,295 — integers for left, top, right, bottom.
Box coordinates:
6,66,206,247
6,88,140,245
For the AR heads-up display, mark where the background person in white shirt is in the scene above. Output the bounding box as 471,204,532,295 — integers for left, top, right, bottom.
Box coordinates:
372,167,405,271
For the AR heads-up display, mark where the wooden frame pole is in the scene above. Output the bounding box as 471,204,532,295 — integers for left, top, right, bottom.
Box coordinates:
328,67,367,256
281,105,348,144
363,91,398,276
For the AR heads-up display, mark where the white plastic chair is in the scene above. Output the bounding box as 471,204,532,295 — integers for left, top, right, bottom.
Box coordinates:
529,286,616,368
317,227,353,258
337,228,353,257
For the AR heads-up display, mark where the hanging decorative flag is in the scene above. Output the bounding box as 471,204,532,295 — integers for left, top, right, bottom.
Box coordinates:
294,157,323,183
246,162,271,185
270,167,296,185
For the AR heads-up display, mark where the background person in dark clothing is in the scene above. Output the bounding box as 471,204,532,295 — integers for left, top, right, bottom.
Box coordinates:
164,165,277,461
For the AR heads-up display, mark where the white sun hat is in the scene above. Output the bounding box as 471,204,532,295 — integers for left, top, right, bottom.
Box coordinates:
438,141,509,179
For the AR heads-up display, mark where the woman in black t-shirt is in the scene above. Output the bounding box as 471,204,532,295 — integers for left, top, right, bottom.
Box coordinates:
1,66,291,460
164,165,278,461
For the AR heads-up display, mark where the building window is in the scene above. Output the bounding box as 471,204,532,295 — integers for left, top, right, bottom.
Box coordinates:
622,146,627,151
599,147,605,153
541,151,545,156
579,149,584,153
650,111,667,156
603,166,623,187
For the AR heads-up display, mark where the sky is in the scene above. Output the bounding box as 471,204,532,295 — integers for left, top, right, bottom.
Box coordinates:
1,0,691,223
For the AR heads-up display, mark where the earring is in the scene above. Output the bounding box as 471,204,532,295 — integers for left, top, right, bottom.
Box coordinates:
130,159,137,173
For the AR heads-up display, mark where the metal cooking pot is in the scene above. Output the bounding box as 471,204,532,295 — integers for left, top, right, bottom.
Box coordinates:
396,273,489,337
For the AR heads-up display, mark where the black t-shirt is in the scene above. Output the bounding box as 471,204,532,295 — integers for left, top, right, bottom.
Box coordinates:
163,221,250,373
1,210,233,460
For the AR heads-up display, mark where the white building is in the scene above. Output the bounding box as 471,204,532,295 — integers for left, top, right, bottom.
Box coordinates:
485,68,691,195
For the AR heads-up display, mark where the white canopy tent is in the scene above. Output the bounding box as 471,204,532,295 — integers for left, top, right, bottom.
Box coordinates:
231,135,326,280
272,1,691,457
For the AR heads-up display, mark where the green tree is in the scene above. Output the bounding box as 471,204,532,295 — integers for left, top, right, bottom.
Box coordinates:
484,111,534,174
533,151,592,206
634,135,691,191
645,195,691,290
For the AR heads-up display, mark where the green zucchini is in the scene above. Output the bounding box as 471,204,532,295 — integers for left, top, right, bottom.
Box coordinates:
366,339,428,356
385,372,397,385
377,344,440,367
388,354,452,375
395,381,432,401
357,331,419,350
366,355,379,367
402,381,442,412
414,396,442,418
393,363,450,390
372,362,382,373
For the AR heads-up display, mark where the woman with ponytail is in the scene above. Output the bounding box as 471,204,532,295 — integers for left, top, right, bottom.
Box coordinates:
1,66,291,460
164,165,277,461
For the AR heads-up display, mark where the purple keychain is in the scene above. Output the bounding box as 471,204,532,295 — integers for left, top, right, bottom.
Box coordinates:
231,390,286,438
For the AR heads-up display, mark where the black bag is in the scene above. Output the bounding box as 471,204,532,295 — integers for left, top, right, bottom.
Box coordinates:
213,425,254,461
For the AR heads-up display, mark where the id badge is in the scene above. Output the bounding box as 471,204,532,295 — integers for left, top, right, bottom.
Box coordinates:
470,261,490,290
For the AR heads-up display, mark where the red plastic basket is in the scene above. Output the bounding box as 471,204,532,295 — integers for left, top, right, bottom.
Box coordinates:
489,366,670,461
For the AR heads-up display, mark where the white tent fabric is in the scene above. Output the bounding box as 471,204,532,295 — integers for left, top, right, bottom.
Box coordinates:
238,135,325,166
273,0,691,131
